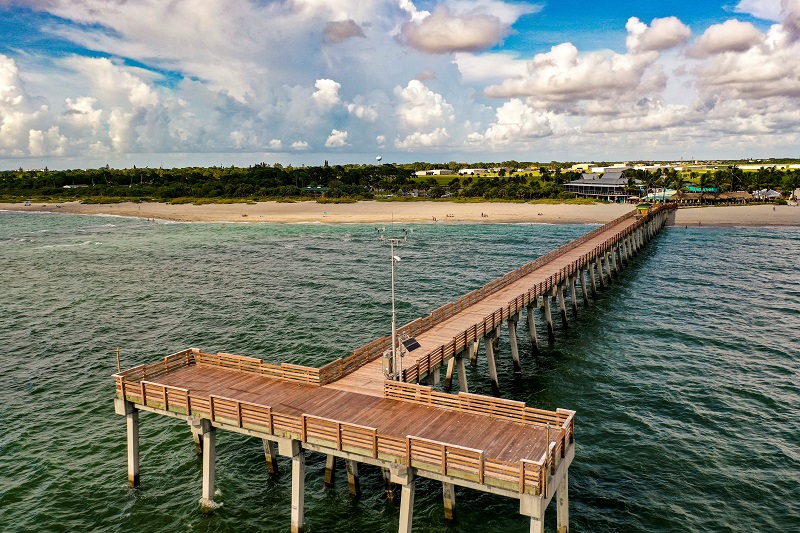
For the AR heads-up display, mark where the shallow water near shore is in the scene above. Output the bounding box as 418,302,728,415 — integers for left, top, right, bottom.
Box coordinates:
1,211,798,532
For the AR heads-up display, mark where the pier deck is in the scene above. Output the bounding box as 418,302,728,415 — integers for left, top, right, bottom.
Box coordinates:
326,215,639,396
137,363,557,463
113,204,675,532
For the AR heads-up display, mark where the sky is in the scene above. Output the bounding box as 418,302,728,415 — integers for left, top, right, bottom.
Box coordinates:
1,0,799,169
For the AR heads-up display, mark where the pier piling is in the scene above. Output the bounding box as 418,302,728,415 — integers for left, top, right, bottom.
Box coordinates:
398,469,416,533
557,471,570,533
543,291,555,342
346,460,361,498
200,419,216,512
484,330,500,395
569,276,578,318
443,482,456,521
263,439,279,477
557,283,569,328
323,454,336,487
287,441,305,533
508,314,522,373
580,267,590,307
116,399,140,488
526,303,539,354
189,418,203,454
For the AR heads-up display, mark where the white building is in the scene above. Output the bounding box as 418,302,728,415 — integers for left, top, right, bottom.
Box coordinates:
457,168,488,175
415,169,454,177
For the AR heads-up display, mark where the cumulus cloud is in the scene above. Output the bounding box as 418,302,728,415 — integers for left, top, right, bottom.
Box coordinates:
783,0,800,40
395,127,449,149
481,98,554,145
453,52,528,83
694,24,800,100
402,6,512,54
626,17,691,53
4,0,800,164
484,42,661,106
0,53,58,157
347,101,379,122
325,129,348,147
690,19,763,57
394,80,454,130
312,79,342,110
323,20,365,43
291,140,309,150
398,0,431,23
734,0,783,21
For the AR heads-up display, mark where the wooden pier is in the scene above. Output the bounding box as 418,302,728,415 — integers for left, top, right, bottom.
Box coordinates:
114,204,674,532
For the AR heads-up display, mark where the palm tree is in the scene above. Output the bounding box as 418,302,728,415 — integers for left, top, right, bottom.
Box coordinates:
698,173,709,204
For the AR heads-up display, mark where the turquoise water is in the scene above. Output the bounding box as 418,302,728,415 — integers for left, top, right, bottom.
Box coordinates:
1,211,798,532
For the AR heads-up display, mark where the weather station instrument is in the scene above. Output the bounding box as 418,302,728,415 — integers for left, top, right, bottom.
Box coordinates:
378,225,418,381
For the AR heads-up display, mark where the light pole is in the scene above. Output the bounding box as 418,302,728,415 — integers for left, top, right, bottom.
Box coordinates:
379,228,407,380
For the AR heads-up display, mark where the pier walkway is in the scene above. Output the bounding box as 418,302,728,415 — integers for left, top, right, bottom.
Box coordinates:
113,204,674,533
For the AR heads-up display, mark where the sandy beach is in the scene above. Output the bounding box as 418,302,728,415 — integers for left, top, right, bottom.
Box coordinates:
1,200,798,226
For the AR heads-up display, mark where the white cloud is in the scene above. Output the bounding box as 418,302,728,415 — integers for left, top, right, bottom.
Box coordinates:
398,0,431,23
402,4,529,54
29,126,66,157
484,42,661,107
347,101,379,122
394,80,454,130
690,19,763,57
4,1,800,164
453,52,528,83
783,0,800,40
0,53,53,156
291,140,310,150
395,127,449,149
325,129,348,147
480,99,554,145
734,0,783,21
626,17,692,53
312,79,342,110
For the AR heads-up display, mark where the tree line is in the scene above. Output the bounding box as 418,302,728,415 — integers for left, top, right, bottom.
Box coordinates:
0,164,582,202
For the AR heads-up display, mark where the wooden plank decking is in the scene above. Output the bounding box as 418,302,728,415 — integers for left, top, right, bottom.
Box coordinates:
113,204,675,531
146,364,551,463
325,213,640,395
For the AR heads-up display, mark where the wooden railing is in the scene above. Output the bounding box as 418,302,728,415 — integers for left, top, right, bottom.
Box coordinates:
318,210,643,384
399,203,676,381
114,348,321,386
115,376,563,496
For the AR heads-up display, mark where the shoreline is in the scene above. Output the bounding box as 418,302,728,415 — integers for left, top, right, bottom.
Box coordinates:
1,201,798,226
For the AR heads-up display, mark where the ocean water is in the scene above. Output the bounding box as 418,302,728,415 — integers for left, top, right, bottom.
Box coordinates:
0,210,798,533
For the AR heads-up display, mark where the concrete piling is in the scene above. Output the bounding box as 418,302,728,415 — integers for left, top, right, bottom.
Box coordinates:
200,419,216,512
557,283,569,329
484,331,500,395
526,303,539,354
543,292,555,343
508,314,522,373
569,276,578,318
125,404,140,488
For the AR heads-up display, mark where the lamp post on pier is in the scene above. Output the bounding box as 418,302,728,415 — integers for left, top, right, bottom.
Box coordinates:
379,227,408,380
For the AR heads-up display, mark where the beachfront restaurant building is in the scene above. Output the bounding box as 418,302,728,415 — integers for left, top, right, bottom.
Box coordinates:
564,171,631,202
